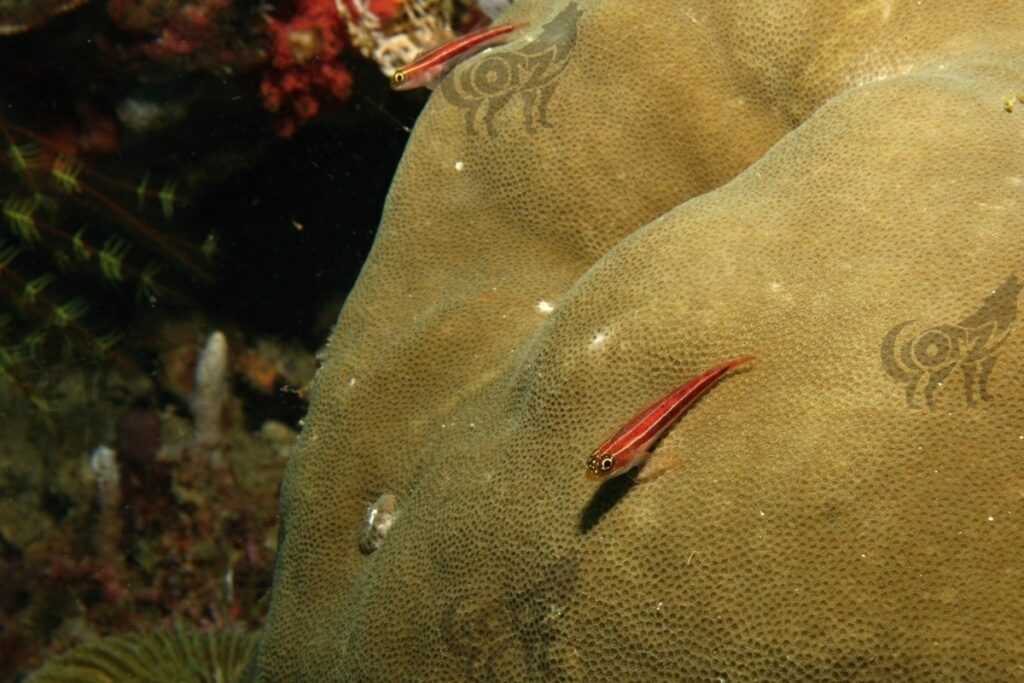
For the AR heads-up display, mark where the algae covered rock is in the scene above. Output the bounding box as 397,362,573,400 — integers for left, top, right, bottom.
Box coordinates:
252,0,1024,679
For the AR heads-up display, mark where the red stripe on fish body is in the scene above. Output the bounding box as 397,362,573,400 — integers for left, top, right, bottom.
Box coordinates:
390,23,522,91
585,356,755,481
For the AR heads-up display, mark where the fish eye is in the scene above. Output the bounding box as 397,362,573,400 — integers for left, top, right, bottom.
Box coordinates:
393,72,405,83
601,457,614,471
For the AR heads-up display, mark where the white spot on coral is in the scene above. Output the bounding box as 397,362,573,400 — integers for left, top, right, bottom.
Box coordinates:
454,160,465,172
588,328,609,350
359,493,398,554
770,281,783,292
348,377,357,387
535,300,555,314
987,516,996,522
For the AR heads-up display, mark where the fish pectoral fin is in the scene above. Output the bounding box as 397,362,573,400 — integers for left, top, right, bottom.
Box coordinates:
632,452,683,484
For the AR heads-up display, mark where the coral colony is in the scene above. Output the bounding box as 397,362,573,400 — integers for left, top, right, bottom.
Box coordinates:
0,0,496,677
263,0,356,137
264,0,461,136
0,327,299,678
338,0,456,79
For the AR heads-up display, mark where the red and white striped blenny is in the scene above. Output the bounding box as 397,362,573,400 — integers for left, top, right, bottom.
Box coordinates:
390,23,522,91
585,357,755,481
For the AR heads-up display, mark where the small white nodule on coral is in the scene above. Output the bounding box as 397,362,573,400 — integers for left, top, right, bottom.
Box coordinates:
358,493,398,554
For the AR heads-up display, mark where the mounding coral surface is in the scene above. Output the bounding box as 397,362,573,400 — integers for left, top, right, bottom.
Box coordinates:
252,0,1024,679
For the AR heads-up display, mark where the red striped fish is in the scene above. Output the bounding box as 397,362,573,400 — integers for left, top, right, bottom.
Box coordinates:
585,356,755,481
390,23,522,91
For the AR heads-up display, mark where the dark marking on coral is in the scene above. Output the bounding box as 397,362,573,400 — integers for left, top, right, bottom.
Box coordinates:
441,2,582,137
881,274,1020,408
441,552,580,681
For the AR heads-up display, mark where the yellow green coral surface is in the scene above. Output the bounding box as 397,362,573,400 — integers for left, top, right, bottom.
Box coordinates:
253,0,1024,679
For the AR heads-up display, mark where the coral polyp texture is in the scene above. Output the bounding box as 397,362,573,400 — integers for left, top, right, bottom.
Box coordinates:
249,0,1024,679
26,624,256,683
